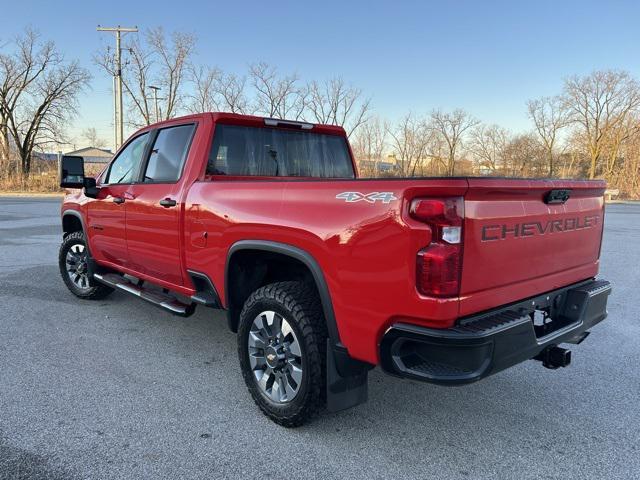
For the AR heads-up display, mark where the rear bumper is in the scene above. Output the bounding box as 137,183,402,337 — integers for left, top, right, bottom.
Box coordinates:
380,279,611,385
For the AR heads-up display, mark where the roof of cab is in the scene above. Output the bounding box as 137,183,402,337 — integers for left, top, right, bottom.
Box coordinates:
138,112,347,136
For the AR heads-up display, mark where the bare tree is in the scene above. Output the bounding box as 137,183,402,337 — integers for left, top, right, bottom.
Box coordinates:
601,113,640,178
81,127,106,148
147,28,195,119
0,102,10,176
561,129,591,178
428,109,478,176
387,113,431,176
306,77,371,137
351,116,388,176
217,73,251,114
616,127,640,197
189,64,222,112
527,95,569,176
469,123,510,174
96,35,152,126
563,70,640,179
190,65,252,114
0,29,90,178
120,35,153,124
423,134,450,176
0,37,9,170
249,62,304,119
502,133,547,177
96,27,195,127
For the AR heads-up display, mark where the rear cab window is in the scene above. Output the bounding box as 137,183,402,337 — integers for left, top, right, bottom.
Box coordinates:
206,124,355,178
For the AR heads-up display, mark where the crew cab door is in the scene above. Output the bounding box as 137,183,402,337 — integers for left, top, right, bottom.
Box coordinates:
125,123,196,287
86,132,151,266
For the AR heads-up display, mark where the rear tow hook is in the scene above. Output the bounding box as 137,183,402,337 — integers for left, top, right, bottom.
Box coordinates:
534,346,572,370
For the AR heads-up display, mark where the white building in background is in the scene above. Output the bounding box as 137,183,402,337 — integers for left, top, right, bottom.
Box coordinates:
64,147,113,167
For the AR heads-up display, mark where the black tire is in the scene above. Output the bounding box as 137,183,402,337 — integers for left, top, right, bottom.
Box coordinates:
59,231,114,300
238,281,327,427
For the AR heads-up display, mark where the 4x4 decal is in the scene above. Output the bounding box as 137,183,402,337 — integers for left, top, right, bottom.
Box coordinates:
336,191,398,204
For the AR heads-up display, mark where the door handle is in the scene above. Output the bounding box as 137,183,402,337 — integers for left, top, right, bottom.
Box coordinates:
159,198,177,208
112,196,125,204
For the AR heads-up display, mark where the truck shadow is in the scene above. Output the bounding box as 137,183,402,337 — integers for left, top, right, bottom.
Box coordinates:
0,431,79,480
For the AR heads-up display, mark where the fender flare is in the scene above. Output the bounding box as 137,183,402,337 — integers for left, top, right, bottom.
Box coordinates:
225,240,342,346
61,209,101,276
61,209,87,236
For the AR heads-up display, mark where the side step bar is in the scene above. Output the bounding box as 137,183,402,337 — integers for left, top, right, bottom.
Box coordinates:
94,273,196,317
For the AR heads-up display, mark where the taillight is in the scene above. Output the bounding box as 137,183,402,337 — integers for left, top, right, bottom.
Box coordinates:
410,197,464,298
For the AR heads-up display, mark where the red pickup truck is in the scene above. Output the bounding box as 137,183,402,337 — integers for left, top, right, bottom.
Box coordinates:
59,112,611,427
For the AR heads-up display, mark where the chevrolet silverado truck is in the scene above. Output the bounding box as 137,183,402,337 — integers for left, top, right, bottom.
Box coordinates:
59,112,611,427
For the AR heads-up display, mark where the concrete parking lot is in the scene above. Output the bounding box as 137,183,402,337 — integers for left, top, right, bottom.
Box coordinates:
0,196,638,480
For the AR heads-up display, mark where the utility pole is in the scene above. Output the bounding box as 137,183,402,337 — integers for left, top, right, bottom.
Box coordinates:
112,76,117,150
97,25,138,150
149,86,161,123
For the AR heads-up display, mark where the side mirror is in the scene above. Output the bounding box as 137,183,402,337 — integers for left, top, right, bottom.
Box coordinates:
59,155,85,188
84,177,99,198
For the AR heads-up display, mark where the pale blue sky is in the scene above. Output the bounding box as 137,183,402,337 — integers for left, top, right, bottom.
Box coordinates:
1,0,639,150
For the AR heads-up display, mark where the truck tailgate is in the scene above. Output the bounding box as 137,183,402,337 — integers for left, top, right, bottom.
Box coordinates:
460,179,606,316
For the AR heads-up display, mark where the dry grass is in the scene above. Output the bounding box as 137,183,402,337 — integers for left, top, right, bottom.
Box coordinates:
0,171,61,193
0,162,105,194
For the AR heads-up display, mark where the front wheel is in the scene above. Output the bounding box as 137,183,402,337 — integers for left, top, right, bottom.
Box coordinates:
59,231,113,300
238,281,327,427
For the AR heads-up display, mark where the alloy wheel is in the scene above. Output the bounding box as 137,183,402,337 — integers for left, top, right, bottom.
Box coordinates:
247,310,303,403
65,243,90,290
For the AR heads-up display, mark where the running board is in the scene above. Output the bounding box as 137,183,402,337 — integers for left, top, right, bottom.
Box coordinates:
93,273,196,317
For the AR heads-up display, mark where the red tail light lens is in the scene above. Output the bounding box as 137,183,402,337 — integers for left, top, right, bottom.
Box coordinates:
410,198,463,227
416,244,461,297
411,197,464,298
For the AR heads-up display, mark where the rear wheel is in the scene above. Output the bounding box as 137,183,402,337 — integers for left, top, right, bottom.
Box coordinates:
59,231,113,300
238,281,327,427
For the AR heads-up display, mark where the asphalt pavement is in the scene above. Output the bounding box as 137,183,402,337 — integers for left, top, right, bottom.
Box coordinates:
0,196,638,480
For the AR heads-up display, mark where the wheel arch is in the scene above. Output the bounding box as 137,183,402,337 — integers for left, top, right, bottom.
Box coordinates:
62,210,86,237
61,210,97,268
225,240,341,346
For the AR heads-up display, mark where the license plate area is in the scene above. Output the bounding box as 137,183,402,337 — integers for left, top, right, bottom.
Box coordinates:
531,308,574,338
525,291,576,339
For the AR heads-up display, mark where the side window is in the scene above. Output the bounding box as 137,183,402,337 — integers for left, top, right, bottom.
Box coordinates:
143,124,195,183
104,133,149,184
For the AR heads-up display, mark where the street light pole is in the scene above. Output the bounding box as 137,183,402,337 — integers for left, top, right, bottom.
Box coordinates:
97,25,138,150
149,86,161,123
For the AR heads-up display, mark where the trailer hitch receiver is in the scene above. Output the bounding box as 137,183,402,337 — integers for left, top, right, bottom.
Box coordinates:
535,345,572,369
